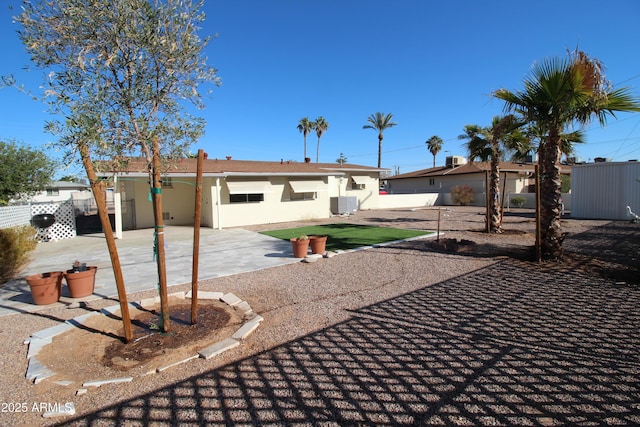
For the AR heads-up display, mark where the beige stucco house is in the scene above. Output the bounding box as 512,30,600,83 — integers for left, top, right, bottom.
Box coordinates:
386,160,571,207
101,158,387,235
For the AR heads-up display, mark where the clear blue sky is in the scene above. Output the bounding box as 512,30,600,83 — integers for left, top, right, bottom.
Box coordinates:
1,0,640,177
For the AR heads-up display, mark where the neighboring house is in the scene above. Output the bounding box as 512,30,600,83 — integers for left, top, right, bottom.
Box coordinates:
571,161,640,220
29,180,92,204
5,181,92,242
386,159,571,207
100,158,387,232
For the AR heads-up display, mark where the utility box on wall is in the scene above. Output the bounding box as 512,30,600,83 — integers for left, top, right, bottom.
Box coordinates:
331,196,357,215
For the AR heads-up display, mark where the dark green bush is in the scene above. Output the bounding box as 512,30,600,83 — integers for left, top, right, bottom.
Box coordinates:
0,225,37,284
451,185,474,206
510,196,526,208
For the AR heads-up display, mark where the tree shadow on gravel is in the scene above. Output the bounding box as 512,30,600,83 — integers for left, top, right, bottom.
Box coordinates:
564,221,639,266
60,257,640,426
562,221,640,284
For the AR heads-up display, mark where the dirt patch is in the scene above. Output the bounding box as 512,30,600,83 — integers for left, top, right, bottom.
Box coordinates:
430,238,476,253
103,303,232,370
36,297,245,384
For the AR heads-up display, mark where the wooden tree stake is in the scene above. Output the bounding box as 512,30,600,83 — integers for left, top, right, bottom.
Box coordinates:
191,149,204,325
79,143,133,342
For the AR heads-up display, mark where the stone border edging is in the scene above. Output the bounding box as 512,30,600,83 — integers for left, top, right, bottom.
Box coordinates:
24,291,262,417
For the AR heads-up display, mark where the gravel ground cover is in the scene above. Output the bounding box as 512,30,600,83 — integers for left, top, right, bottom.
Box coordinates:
1,206,638,426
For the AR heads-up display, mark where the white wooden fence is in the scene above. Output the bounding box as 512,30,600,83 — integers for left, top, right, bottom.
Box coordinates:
0,205,31,228
0,202,76,241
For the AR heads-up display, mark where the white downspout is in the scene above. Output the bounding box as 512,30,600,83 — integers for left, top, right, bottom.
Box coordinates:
215,177,222,230
113,175,123,239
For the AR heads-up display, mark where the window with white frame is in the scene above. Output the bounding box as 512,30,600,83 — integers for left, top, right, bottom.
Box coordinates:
229,193,264,203
288,179,323,201
226,180,269,204
350,175,370,190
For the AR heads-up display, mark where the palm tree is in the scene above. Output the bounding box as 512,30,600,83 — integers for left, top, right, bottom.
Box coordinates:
512,123,585,163
426,135,443,168
297,117,314,161
459,115,527,233
314,116,329,163
494,50,640,260
363,112,397,168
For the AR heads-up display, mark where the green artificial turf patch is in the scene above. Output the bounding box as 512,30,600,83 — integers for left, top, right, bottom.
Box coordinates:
261,223,433,251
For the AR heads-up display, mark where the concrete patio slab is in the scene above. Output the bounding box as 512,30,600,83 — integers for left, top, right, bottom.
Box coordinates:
0,226,301,316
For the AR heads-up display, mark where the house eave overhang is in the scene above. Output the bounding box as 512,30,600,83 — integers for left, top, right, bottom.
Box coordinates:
223,172,342,177
97,171,348,178
321,167,389,173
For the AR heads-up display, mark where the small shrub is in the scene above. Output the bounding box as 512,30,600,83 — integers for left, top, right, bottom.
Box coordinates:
0,225,38,284
451,185,474,206
510,196,526,208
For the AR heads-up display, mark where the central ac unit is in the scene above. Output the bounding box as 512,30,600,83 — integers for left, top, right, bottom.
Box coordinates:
445,156,466,167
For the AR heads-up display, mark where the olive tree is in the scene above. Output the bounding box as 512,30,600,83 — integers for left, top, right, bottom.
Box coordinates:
16,0,220,339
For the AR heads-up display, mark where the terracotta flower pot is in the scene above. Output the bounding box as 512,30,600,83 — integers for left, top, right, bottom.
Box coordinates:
290,238,310,258
309,235,328,254
65,266,98,298
26,271,64,305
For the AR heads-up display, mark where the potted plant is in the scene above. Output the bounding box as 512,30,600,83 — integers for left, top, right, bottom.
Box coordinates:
26,271,64,305
290,235,310,258
309,235,328,255
64,261,98,298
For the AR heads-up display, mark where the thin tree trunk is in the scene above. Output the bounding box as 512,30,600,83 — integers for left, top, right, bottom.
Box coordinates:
78,142,133,343
535,164,542,262
485,171,490,233
378,135,383,168
151,138,170,332
316,136,320,163
303,135,307,160
500,172,508,224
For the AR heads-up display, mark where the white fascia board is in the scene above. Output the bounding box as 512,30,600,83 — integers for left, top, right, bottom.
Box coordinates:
96,172,225,178
222,172,341,177
321,167,389,173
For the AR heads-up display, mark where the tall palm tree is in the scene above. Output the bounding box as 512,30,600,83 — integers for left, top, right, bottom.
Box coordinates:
426,135,443,168
495,50,640,260
363,112,397,168
314,116,329,163
459,115,527,233
297,117,314,161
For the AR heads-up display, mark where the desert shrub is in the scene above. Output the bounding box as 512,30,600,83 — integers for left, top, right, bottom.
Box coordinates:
451,185,474,206
510,196,526,208
561,175,571,193
0,225,37,284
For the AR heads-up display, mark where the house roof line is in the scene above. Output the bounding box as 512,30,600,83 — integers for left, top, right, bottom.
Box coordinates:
96,157,386,176
223,172,344,177
387,161,570,180
102,171,348,178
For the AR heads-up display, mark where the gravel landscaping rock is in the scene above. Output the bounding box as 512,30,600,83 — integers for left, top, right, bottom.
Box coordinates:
1,207,638,426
